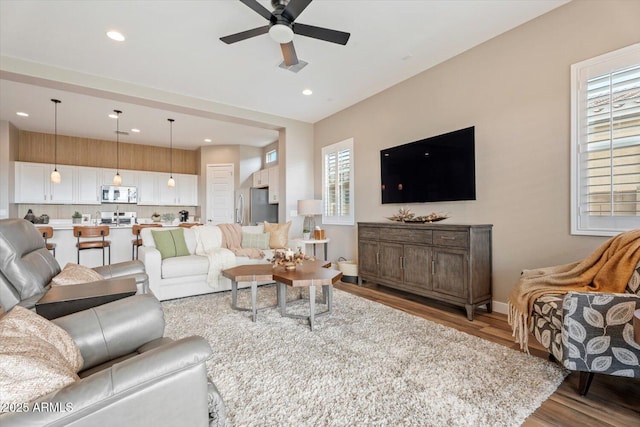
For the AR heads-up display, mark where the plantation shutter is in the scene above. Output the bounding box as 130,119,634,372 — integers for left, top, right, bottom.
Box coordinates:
322,138,354,225
572,44,640,235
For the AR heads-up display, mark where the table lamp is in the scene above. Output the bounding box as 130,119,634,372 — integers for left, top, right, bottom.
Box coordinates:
297,199,322,239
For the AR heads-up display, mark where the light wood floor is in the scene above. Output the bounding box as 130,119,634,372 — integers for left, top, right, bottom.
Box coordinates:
334,281,640,427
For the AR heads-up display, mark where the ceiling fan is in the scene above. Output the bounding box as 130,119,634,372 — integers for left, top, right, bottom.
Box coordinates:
220,0,350,68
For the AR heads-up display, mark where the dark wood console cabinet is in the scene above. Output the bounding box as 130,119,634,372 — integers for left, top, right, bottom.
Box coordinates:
357,222,492,320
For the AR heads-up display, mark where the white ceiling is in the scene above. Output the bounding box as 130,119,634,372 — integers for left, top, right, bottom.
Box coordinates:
0,0,569,150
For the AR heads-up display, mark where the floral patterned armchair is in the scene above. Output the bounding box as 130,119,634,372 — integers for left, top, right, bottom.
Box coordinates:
531,261,640,395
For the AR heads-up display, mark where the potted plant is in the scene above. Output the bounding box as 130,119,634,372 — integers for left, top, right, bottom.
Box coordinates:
72,211,82,224
302,228,311,240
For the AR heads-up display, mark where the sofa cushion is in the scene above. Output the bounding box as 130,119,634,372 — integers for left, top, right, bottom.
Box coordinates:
263,221,291,249
162,255,210,279
152,228,190,260
242,232,271,250
0,306,83,410
52,263,104,286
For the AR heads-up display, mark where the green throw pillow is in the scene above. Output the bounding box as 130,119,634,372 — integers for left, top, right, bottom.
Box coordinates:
151,228,190,260
241,232,271,250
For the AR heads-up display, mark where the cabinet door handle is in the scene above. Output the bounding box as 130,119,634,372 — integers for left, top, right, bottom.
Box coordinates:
431,260,435,275
376,252,380,265
440,236,456,240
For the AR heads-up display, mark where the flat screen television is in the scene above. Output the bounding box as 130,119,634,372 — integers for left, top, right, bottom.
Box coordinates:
381,126,476,204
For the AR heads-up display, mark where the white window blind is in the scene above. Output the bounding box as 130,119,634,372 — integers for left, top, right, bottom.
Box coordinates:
322,138,354,225
571,44,640,236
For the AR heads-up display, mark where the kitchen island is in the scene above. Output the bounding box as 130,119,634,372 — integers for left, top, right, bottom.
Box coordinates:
37,221,169,268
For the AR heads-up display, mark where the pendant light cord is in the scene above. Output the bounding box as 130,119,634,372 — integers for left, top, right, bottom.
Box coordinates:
114,109,122,173
168,118,174,178
51,99,61,170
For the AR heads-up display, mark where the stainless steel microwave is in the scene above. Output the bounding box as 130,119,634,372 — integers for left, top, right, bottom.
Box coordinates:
101,185,137,204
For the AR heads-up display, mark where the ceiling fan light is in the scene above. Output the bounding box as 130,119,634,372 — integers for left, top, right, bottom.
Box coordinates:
269,24,293,44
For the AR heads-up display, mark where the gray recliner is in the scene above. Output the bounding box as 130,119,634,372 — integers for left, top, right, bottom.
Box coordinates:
0,218,149,312
0,294,225,426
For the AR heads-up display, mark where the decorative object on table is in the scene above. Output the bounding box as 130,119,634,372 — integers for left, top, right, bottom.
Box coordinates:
271,248,311,271
23,209,37,223
81,213,91,224
386,207,415,222
314,227,326,240
38,214,50,224
162,213,175,223
151,212,161,222
72,211,82,224
386,207,448,223
297,199,322,239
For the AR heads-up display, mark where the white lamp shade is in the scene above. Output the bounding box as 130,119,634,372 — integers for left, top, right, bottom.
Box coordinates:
113,173,122,185
297,199,322,216
167,176,175,188
50,169,61,184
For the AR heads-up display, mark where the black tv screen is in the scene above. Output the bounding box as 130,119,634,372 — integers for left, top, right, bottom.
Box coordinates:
381,127,476,204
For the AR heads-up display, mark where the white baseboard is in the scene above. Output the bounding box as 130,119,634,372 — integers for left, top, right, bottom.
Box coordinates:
491,300,508,315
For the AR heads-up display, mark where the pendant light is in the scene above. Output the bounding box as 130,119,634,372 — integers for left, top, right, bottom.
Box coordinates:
50,99,62,184
167,118,175,188
113,109,123,185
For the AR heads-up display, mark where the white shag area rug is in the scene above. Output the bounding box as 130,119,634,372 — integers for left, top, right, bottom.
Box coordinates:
162,285,566,426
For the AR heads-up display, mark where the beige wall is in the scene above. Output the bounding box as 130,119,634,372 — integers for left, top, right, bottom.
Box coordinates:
313,0,640,308
0,121,19,219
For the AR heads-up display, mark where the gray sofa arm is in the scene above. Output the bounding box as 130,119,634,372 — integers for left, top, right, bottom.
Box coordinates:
52,293,164,370
561,291,640,376
0,336,213,427
93,260,149,294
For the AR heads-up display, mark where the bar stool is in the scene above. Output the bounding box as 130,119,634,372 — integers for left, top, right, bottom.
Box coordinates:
131,223,162,259
73,225,110,265
39,226,56,257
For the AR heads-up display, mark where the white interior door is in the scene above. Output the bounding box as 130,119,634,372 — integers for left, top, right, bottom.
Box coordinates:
206,164,234,225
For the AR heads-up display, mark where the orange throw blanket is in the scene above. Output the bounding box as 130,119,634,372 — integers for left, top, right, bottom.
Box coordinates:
218,223,264,260
508,229,640,353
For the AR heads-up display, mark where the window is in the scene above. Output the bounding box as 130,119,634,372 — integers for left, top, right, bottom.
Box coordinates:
322,138,354,225
265,149,277,164
571,44,640,236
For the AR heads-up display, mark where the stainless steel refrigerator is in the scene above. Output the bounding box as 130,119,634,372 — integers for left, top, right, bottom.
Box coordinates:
249,188,278,225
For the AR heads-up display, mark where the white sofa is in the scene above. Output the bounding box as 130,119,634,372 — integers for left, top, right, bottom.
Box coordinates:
138,224,296,301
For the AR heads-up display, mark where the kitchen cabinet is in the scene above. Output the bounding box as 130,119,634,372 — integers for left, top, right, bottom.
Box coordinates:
14,162,74,204
267,166,279,203
357,222,492,320
252,169,269,188
101,169,137,186
137,171,158,206
155,173,198,206
75,166,101,204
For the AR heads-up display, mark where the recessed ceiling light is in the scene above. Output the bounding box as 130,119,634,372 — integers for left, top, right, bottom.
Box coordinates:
131,128,140,133
302,89,313,96
107,30,125,42
204,138,212,143
16,112,29,117
108,113,118,119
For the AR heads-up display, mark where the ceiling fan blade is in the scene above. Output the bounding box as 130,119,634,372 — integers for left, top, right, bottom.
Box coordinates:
220,26,269,44
294,23,350,45
282,0,313,21
281,41,299,66
238,0,273,20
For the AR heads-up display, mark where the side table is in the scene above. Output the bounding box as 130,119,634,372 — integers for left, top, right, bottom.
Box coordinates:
35,277,137,320
295,238,330,260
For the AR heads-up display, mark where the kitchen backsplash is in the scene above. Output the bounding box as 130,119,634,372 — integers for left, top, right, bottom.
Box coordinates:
18,204,199,223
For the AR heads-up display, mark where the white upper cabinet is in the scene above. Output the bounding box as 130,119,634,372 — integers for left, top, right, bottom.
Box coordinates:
252,169,269,188
75,166,101,204
15,162,74,204
137,171,158,206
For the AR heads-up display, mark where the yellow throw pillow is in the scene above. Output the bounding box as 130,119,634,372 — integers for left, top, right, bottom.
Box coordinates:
0,306,83,410
263,221,291,249
52,263,104,287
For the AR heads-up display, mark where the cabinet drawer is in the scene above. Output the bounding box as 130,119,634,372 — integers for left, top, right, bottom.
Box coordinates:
433,230,468,248
379,228,432,244
359,227,379,240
